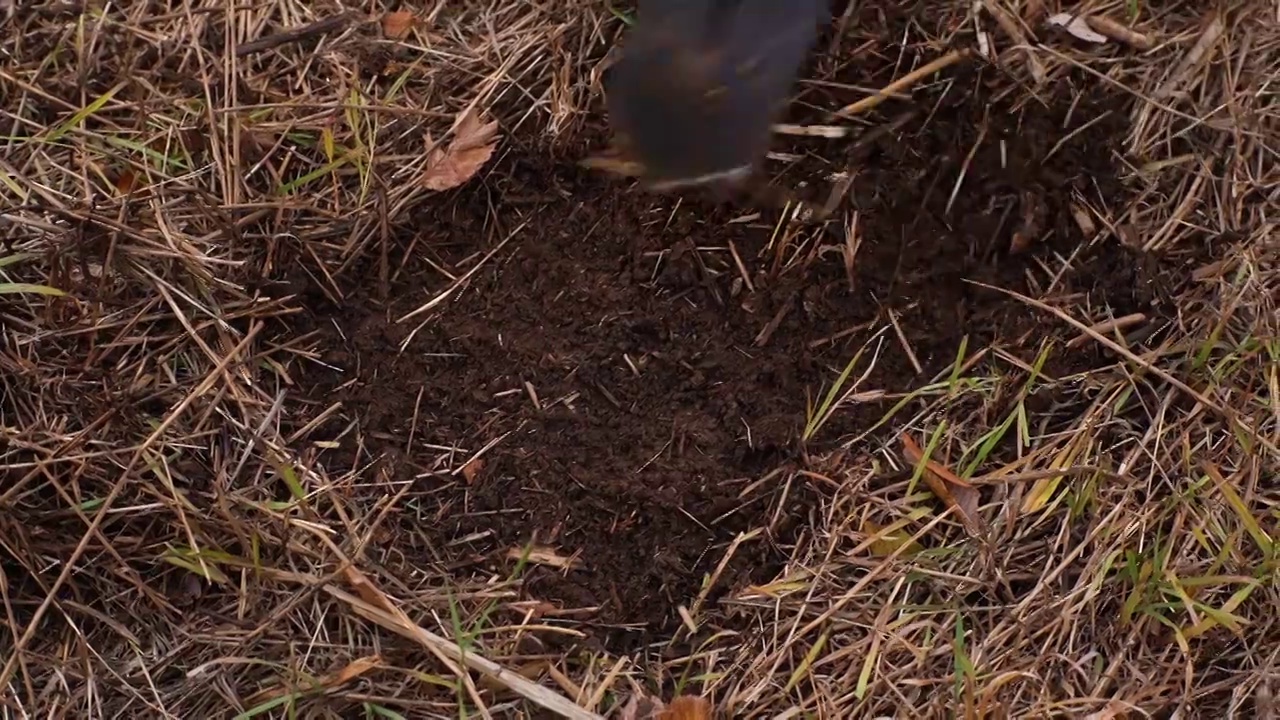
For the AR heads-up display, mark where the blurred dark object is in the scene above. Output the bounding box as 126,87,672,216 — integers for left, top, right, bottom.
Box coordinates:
605,0,828,191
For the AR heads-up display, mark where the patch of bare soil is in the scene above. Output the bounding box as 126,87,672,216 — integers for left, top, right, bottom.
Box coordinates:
284,51,1158,652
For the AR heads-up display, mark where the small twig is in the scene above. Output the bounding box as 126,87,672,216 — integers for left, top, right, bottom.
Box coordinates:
945,113,989,216
754,294,796,347
887,309,923,374
235,10,363,57
1065,313,1148,349
834,49,971,117
1085,15,1156,50
771,123,852,138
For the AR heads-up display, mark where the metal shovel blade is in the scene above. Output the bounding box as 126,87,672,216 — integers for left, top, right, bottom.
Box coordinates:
605,0,829,191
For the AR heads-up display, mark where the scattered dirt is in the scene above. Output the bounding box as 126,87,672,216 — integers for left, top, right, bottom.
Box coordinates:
284,50,1153,651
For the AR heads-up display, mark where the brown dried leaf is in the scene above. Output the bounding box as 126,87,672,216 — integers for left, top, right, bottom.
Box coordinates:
343,565,395,614
327,655,382,687
114,169,140,195
618,693,713,720
421,110,500,191
461,457,484,484
248,654,380,704
382,10,416,40
660,696,714,720
900,433,986,537
378,60,409,77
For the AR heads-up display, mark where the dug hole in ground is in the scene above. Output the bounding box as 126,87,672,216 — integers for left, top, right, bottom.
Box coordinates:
1,1,1276,718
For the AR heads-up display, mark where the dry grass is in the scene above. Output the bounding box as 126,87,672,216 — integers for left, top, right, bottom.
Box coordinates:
1,1,1277,718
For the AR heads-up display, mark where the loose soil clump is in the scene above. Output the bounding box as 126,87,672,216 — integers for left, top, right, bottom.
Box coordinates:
289,62,1149,650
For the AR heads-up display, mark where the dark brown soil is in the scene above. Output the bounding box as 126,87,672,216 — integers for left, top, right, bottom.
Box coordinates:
284,42,1157,651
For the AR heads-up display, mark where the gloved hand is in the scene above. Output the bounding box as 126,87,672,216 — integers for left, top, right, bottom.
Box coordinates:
605,0,829,191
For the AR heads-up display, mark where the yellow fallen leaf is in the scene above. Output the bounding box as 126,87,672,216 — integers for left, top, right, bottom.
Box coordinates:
421,109,500,191
862,519,924,558
1021,431,1087,515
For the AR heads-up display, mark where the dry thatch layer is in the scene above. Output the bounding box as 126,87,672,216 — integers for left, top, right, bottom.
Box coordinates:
1,1,1276,718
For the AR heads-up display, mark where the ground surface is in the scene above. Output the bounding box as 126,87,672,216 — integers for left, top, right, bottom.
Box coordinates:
290,72,1144,646
2,1,1277,719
